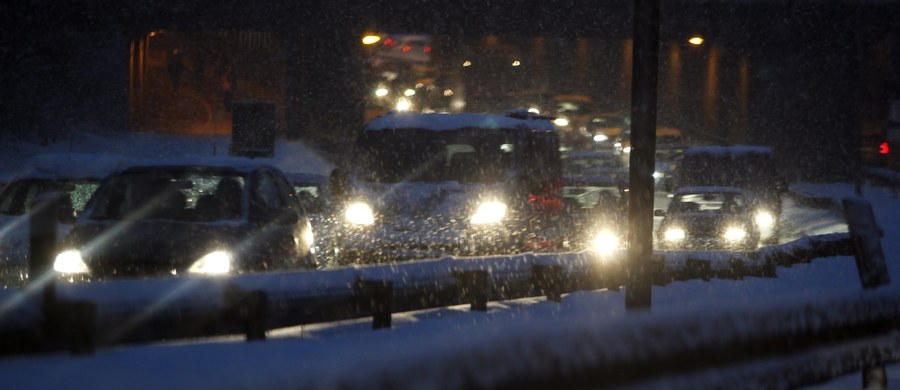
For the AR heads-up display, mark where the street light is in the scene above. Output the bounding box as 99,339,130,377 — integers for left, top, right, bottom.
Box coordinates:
688,36,704,46
362,34,381,45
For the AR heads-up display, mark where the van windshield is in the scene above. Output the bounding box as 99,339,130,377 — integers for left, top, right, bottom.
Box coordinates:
355,128,514,184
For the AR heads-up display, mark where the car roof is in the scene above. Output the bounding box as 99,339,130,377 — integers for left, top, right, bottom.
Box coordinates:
365,112,557,133
116,156,278,174
8,153,127,181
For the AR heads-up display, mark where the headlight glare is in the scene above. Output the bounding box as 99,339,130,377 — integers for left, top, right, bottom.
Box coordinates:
723,227,747,241
54,250,89,274
590,230,619,254
345,202,375,225
189,250,232,275
470,201,507,225
755,211,775,229
664,227,686,242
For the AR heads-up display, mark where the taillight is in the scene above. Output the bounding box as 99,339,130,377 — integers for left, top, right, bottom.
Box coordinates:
879,141,890,155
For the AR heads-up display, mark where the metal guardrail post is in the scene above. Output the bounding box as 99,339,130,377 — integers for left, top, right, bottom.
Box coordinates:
42,286,97,355
224,285,268,341
454,270,489,311
532,264,564,302
66,301,97,355
685,259,711,281
357,280,393,329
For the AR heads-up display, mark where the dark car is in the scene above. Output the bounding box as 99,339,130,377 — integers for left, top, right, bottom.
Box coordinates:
674,145,785,243
332,111,563,264
53,158,317,280
0,154,125,286
561,176,627,254
656,186,760,251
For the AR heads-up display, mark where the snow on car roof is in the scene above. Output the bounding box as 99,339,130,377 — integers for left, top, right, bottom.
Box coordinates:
683,145,772,155
675,186,745,194
8,153,127,181
118,156,277,173
365,112,557,132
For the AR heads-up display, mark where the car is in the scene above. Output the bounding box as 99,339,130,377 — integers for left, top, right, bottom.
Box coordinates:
656,186,760,251
674,145,785,243
562,149,628,183
331,111,563,264
561,176,628,254
0,153,125,286
53,158,318,280
286,172,339,266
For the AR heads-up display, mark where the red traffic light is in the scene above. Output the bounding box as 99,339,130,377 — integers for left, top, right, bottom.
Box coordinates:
878,141,890,155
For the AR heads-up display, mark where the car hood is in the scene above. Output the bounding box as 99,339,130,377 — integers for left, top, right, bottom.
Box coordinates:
662,212,752,232
354,181,514,224
65,220,248,277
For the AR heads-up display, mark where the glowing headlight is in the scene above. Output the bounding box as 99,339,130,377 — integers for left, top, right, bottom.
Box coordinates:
302,228,315,247
553,118,569,127
470,201,507,225
755,211,775,229
593,134,609,143
189,250,232,275
723,227,747,242
54,250,89,274
623,146,632,154
590,230,619,253
652,171,664,180
345,202,375,225
663,227,686,242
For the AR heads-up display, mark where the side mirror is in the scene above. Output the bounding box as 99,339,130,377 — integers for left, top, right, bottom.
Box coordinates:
653,209,666,217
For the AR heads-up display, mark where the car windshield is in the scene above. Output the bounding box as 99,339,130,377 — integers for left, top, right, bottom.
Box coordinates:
673,192,746,213
88,170,246,221
355,128,513,183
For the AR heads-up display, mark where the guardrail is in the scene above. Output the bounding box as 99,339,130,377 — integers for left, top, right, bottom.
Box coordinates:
0,233,852,357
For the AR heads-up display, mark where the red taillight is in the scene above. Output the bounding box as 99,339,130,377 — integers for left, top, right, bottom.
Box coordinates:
879,141,890,155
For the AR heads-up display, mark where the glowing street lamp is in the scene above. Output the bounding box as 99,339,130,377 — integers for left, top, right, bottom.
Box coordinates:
362,34,381,45
688,36,704,46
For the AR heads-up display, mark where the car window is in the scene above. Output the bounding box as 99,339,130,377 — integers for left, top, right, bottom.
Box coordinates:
88,171,246,221
250,171,284,216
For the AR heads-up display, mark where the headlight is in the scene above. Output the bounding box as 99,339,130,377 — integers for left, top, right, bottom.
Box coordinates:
345,202,375,225
593,134,609,143
553,118,569,127
590,230,619,253
652,171,664,180
189,250,232,275
623,146,632,154
663,227,686,242
54,250,89,274
470,200,507,225
755,211,775,229
723,227,747,242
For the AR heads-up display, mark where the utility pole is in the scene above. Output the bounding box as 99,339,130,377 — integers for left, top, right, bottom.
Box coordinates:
626,0,660,310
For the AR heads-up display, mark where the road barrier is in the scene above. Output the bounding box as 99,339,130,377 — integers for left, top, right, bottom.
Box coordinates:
0,232,853,357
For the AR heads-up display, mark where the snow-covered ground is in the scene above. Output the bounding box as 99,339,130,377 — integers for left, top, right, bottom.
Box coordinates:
0,130,898,389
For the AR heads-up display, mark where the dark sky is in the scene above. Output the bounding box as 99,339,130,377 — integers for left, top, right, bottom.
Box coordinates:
2,0,898,180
